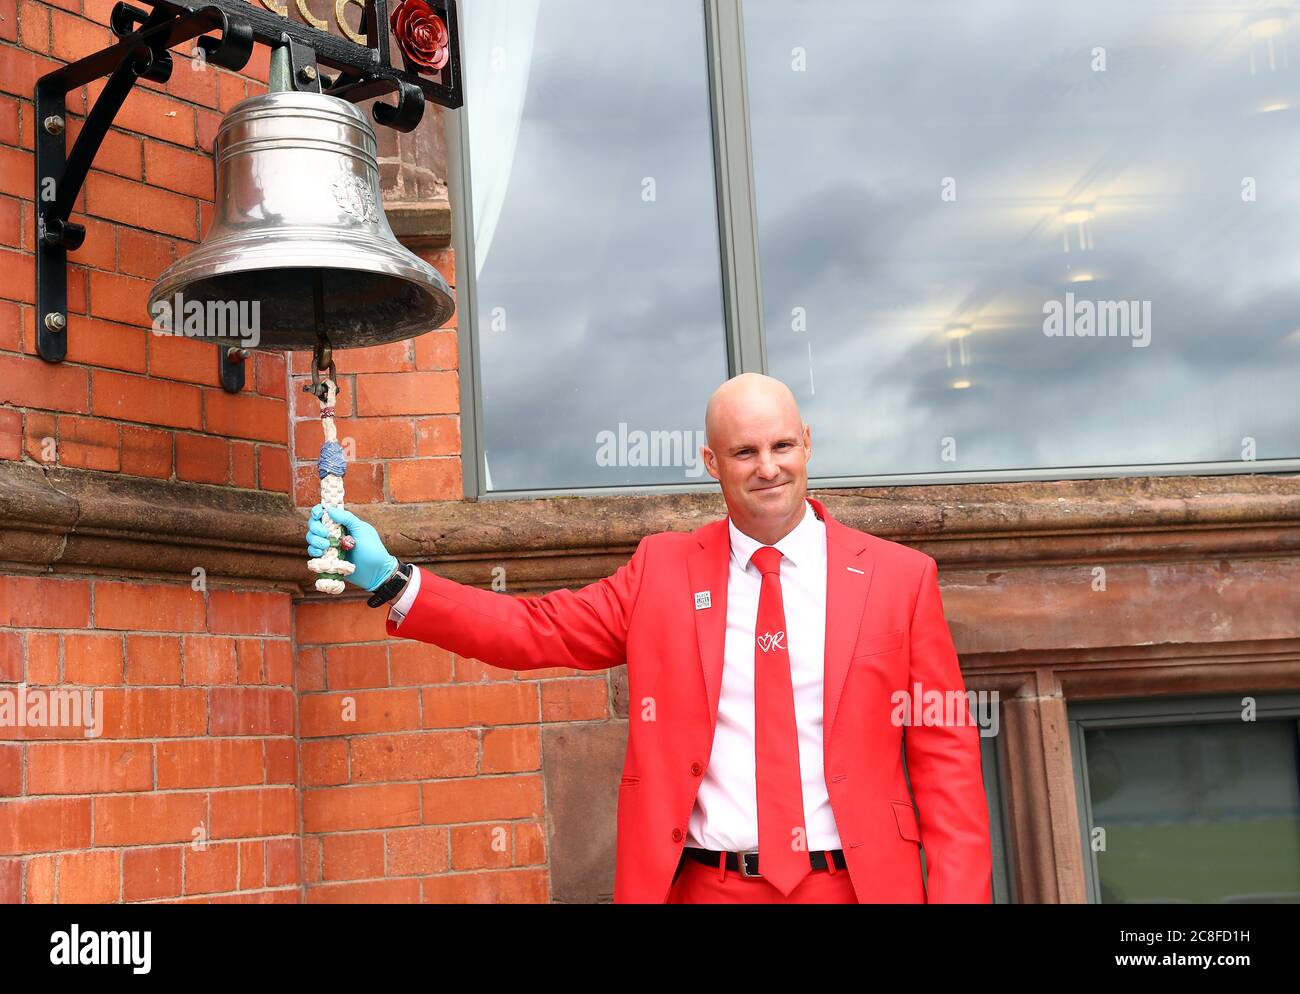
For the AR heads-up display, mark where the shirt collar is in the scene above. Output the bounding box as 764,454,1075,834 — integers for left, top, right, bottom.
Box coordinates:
728,499,823,572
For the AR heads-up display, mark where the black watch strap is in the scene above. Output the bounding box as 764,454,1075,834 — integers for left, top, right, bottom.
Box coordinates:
367,563,412,608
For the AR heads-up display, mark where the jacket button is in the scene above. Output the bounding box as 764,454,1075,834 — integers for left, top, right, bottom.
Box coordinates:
690,762,703,776
671,828,684,842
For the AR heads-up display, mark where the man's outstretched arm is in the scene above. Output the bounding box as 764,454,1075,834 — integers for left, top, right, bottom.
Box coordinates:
306,504,648,672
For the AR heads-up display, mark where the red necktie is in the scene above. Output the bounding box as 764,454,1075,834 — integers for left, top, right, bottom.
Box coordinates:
749,545,809,896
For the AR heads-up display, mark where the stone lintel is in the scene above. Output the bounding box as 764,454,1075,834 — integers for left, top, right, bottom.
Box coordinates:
1,461,1296,598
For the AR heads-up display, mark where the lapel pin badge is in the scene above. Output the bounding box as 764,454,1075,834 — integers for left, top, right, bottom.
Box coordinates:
694,591,712,610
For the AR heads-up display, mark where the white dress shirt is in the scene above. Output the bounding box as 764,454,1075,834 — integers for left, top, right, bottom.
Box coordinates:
391,500,840,853
688,499,839,852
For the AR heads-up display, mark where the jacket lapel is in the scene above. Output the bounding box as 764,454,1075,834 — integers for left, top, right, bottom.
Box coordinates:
687,496,874,745
686,517,730,738
808,497,874,745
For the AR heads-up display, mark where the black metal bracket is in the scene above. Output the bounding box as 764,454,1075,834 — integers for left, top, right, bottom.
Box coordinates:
219,344,249,392
34,0,462,389
284,36,322,92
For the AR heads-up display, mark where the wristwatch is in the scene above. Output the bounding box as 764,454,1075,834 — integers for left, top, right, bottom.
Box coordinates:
367,562,413,608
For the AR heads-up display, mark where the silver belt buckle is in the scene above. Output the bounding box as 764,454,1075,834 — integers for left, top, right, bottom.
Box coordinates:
738,850,761,878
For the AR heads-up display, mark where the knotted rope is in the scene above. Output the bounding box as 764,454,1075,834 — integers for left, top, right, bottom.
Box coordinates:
305,376,356,595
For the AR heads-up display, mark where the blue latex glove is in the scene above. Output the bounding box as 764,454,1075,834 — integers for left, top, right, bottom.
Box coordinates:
305,503,399,592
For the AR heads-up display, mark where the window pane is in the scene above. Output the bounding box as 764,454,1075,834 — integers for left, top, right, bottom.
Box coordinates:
1083,720,1300,902
463,0,728,491
744,0,1300,478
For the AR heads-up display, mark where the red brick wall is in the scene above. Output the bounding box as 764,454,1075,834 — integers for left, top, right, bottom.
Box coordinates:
294,599,553,902
0,0,539,904
0,574,301,902
0,0,460,500
289,298,461,508
1,0,291,489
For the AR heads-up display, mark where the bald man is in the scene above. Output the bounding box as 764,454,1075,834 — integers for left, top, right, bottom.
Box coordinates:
306,373,994,904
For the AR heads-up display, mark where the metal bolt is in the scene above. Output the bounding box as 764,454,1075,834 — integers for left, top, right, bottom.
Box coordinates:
226,347,250,363
297,65,317,84
43,115,65,135
44,312,66,333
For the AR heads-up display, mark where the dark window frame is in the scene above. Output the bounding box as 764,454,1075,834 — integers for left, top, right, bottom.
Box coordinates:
1068,691,1300,904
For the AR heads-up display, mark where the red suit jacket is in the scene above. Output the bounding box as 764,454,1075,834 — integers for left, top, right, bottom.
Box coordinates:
387,495,993,903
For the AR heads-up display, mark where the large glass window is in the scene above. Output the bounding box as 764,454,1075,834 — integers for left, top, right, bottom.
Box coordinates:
1070,695,1300,903
453,1,1300,494
459,0,729,492
744,0,1300,480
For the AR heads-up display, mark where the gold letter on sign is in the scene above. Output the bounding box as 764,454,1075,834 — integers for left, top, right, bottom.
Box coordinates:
335,0,367,44
295,0,328,30
257,0,288,16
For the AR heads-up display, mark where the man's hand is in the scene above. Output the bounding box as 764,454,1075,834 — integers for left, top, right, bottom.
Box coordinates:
306,504,399,592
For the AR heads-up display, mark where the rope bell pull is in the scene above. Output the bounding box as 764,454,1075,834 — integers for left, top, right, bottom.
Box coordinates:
304,336,355,595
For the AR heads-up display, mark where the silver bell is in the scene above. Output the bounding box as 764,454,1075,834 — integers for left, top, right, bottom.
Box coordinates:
148,90,454,351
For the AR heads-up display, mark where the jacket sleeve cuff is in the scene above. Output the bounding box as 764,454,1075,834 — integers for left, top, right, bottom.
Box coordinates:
387,564,422,628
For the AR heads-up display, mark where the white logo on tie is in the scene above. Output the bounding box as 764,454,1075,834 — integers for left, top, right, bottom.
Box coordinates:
756,631,786,653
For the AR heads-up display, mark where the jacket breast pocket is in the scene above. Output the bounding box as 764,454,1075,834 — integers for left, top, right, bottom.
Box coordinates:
851,628,905,660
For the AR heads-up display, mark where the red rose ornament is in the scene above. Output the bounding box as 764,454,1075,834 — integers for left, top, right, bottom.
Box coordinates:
390,0,450,74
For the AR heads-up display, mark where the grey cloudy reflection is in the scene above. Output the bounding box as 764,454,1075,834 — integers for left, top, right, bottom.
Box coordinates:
466,0,727,491
746,0,1300,477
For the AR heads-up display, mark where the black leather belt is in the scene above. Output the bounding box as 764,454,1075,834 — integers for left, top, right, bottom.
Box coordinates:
679,846,848,879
